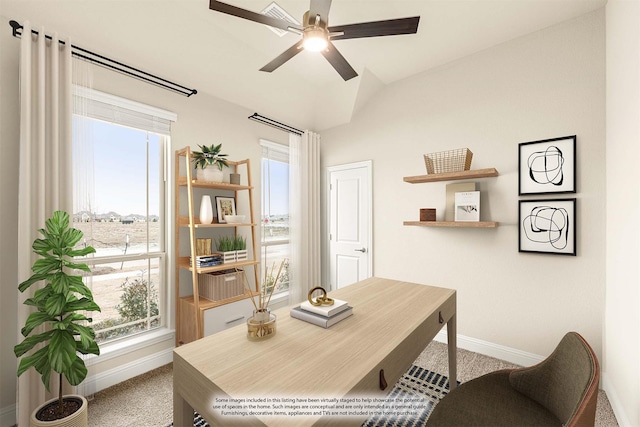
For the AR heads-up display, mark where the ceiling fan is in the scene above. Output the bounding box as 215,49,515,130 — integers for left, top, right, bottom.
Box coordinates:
209,0,420,81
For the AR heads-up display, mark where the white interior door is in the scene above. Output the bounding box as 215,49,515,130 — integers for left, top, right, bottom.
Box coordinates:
328,161,372,289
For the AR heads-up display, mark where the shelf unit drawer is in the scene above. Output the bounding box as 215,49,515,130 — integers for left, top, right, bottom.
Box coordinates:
203,297,254,336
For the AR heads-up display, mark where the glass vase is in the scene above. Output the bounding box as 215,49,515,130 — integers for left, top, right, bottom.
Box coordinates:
247,308,277,341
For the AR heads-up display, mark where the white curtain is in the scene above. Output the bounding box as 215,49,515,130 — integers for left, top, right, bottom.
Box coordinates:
16,22,73,425
288,131,321,304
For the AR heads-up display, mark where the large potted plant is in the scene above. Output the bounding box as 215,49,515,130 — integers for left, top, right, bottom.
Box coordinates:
192,143,229,182
14,211,100,427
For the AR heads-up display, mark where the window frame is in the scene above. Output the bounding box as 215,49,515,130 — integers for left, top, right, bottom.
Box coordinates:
260,139,290,297
72,87,174,346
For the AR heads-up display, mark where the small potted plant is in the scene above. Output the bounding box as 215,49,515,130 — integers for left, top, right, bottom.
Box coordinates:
14,211,100,427
216,235,236,264
233,235,248,262
192,143,229,183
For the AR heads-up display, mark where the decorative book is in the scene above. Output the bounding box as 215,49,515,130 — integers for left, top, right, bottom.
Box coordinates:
446,183,476,221
300,298,349,317
454,191,480,222
290,306,353,328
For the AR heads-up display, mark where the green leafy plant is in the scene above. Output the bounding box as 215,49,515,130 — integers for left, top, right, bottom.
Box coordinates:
192,143,229,171
14,211,100,418
116,273,159,322
216,235,235,252
232,235,247,251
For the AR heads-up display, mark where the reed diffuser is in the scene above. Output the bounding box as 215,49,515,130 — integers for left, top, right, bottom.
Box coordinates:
243,259,286,340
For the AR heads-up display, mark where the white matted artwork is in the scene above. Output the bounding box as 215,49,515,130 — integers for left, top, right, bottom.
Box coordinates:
518,135,576,195
215,196,236,223
519,198,576,256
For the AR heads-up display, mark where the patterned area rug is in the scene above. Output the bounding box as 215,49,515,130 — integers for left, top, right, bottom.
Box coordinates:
177,366,455,427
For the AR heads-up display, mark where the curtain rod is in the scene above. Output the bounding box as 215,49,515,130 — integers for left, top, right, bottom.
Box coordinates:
9,20,198,97
248,113,303,135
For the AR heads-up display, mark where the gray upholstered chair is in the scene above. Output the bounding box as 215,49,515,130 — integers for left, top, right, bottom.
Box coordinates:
426,332,600,427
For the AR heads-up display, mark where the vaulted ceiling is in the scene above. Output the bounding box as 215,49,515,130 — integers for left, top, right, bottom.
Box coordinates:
1,0,606,130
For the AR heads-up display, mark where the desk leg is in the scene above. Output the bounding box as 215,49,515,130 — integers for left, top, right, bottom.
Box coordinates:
447,313,457,390
174,387,194,427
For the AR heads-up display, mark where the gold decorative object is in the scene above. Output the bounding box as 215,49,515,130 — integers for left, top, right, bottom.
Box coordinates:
241,259,287,341
308,286,335,306
247,308,277,340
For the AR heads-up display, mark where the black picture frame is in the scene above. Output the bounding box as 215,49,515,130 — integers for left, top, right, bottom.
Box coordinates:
215,196,236,224
518,135,576,195
519,198,576,256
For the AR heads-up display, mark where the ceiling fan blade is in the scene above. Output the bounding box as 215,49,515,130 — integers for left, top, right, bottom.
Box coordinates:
260,41,304,73
308,0,332,25
209,0,303,33
329,16,420,40
321,42,358,81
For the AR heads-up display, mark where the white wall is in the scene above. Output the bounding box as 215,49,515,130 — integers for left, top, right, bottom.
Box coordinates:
322,10,605,361
0,14,287,425
605,1,640,426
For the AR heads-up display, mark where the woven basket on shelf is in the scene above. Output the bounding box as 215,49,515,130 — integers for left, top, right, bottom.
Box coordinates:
424,148,473,174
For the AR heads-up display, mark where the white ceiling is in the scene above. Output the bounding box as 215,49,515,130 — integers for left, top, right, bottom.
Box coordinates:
1,0,606,130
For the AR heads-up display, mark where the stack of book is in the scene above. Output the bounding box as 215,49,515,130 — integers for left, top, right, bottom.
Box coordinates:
190,254,222,268
290,298,353,328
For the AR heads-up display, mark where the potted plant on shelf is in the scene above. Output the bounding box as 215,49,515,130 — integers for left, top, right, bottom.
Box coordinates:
192,143,229,183
14,211,100,427
216,235,236,264
233,235,248,262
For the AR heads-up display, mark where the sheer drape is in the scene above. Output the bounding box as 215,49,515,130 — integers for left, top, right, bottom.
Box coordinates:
16,22,73,425
288,131,321,304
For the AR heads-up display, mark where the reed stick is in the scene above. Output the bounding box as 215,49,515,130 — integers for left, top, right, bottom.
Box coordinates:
264,259,286,309
239,268,259,311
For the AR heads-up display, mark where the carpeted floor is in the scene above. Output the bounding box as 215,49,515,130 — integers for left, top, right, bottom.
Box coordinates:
88,341,619,427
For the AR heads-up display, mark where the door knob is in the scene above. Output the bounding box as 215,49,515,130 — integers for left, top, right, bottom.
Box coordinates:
355,248,367,253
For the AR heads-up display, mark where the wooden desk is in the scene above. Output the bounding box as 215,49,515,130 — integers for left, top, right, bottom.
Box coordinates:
173,277,457,426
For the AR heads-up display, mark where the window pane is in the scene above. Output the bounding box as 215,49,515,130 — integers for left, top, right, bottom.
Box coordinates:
261,244,290,294
72,109,166,343
87,257,161,343
73,116,162,255
261,152,289,296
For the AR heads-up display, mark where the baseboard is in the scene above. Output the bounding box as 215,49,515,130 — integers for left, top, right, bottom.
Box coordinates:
602,373,632,427
434,330,545,367
0,404,15,427
79,347,174,396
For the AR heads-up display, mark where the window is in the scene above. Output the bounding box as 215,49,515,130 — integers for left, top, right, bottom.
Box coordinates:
261,140,290,296
72,87,175,344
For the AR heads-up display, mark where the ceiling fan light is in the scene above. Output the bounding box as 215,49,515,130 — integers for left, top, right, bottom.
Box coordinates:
303,28,328,52
303,36,328,52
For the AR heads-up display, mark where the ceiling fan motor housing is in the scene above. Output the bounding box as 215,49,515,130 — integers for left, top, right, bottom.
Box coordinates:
302,10,329,51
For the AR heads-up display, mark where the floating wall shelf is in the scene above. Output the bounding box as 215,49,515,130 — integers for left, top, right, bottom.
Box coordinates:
403,221,498,228
403,168,500,228
403,168,499,184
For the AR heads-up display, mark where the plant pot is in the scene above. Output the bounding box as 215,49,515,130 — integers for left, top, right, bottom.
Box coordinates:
217,251,236,264
31,395,88,427
196,167,224,183
235,249,248,262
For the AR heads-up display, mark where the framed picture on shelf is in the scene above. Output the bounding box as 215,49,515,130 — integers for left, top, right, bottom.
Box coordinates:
518,135,576,195
519,198,576,256
215,196,236,223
